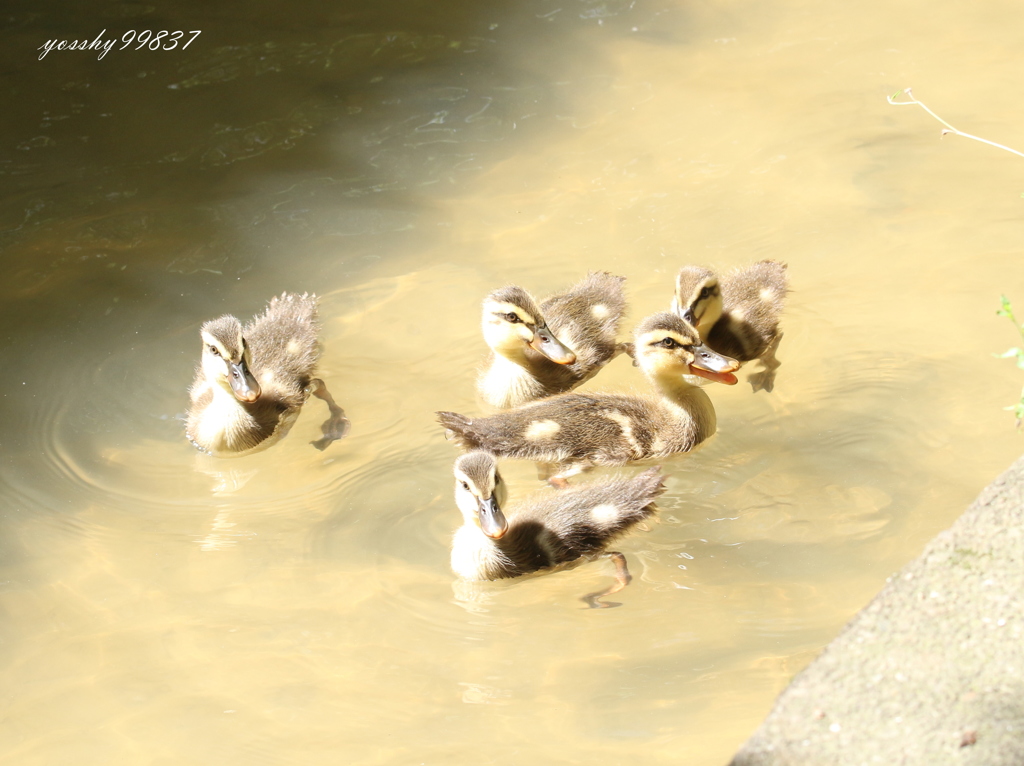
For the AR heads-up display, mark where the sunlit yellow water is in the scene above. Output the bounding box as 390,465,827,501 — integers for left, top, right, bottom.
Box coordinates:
2,0,1023,763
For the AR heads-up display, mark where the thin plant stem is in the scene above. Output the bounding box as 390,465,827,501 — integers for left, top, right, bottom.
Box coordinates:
996,296,1024,429
888,87,1024,159
1000,297,1024,345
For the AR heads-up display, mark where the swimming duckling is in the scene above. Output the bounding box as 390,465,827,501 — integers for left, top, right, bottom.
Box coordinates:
672,260,788,392
478,271,627,408
451,451,665,607
186,292,350,456
439,312,739,474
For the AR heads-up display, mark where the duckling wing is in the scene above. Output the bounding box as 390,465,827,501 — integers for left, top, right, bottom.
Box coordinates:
715,261,788,361
244,293,321,403
500,468,665,570
541,272,626,377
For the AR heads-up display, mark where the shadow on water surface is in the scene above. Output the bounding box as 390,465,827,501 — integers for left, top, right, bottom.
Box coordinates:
0,0,676,456
0,0,690,274
0,0,706,447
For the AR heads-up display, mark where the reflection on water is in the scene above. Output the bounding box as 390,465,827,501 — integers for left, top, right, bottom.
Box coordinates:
2,0,1024,762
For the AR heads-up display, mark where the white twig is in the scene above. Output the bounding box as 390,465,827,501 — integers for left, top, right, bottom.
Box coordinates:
887,87,1024,159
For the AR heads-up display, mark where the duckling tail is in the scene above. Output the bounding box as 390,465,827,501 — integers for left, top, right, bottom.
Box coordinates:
596,468,666,534
632,467,668,506
436,411,482,448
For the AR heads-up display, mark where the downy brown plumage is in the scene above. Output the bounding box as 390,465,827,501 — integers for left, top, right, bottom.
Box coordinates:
440,312,739,473
478,271,627,408
450,451,664,606
672,260,788,392
186,292,349,456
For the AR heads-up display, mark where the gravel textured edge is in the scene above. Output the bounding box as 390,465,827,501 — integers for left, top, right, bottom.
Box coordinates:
730,454,1024,766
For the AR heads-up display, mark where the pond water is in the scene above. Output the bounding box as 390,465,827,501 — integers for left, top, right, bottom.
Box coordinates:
2,0,1023,763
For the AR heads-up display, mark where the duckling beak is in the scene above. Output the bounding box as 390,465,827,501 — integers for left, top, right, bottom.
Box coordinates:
688,344,740,386
529,324,576,365
478,495,509,539
228,360,261,402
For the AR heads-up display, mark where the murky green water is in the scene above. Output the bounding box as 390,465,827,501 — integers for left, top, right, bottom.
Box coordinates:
2,0,1023,763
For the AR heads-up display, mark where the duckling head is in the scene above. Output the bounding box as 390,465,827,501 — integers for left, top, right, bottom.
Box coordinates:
199,315,262,403
453,451,509,539
672,266,723,332
634,312,739,386
482,286,577,366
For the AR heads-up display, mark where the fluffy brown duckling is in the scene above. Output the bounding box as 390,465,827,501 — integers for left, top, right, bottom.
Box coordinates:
478,272,627,408
439,312,738,476
672,260,788,392
450,451,665,607
185,292,349,456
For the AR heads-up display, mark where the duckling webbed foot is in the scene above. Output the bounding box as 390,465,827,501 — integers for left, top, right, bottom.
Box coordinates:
748,332,783,393
537,461,587,488
308,378,351,450
581,551,632,609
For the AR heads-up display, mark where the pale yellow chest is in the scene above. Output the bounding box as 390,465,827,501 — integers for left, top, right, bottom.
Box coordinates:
451,524,509,580
479,354,541,408
194,386,254,453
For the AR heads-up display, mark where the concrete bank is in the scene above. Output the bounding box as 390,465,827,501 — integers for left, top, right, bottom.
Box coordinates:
731,454,1024,765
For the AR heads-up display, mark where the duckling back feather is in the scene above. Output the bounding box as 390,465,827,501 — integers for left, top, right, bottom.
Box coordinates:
439,392,700,465
468,467,665,580
709,260,787,361
244,292,320,406
542,271,626,379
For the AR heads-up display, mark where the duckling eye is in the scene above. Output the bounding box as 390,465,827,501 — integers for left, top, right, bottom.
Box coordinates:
460,481,470,490
659,337,679,349
208,345,220,356
505,313,521,324
699,287,712,299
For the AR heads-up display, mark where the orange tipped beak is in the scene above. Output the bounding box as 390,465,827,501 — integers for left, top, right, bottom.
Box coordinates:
478,496,509,539
529,324,576,365
688,344,740,385
228,360,261,402
689,366,738,386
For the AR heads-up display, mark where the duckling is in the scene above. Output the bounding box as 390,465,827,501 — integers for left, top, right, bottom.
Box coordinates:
478,271,628,408
451,451,665,607
672,260,788,392
186,292,350,456
439,312,739,475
